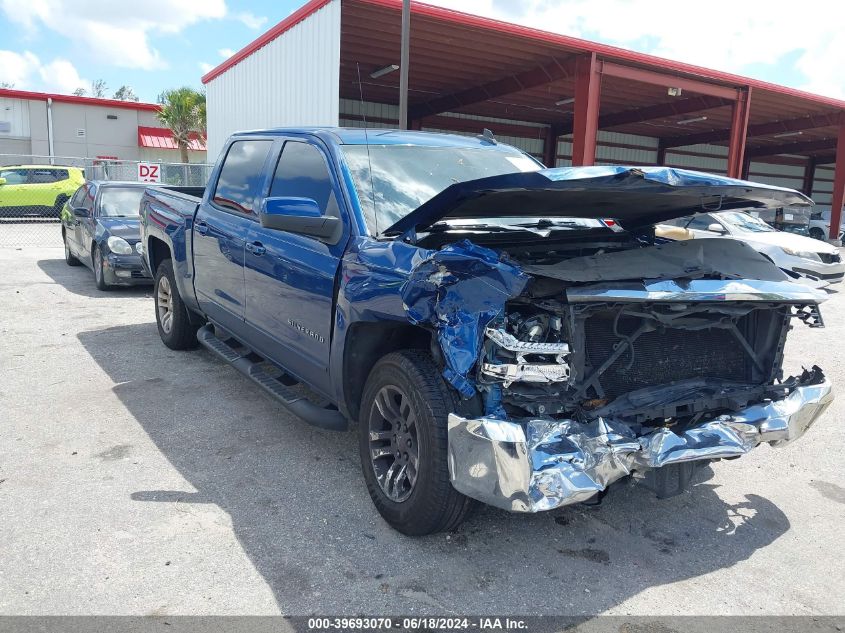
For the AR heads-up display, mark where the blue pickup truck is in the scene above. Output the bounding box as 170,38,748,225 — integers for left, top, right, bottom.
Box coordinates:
140,128,833,535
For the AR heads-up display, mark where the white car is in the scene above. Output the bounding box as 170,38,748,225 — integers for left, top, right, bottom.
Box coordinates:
661,210,844,286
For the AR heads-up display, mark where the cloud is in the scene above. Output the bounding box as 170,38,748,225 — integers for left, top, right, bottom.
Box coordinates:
426,0,845,100
0,0,227,70
218,48,235,59
0,50,87,93
232,11,267,30
199,62,215,74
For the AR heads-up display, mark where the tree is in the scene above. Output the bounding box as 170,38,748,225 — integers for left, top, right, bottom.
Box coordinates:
91,79,107,98
0,81,14,89
113,85,139,102
72,87,86,96
156,87,206,164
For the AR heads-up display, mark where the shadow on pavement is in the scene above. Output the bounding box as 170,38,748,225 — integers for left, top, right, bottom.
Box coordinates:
38,258,152,299
78,322,791,616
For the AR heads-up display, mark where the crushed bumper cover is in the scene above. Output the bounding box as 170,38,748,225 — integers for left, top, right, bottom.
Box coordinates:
447,375,833,512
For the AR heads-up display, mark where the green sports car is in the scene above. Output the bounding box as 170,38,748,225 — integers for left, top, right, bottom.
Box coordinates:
0,165,86,217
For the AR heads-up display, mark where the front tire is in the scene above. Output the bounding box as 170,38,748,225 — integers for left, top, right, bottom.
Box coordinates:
53,194,69,217
63,231,80,266
359,350,474,535
154,259,199,350
810,227,825,241
93,245,110,290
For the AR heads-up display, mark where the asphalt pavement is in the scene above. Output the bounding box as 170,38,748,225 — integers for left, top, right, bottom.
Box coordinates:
1,247,844,616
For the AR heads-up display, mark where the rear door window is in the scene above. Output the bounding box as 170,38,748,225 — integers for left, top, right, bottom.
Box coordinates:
212,140,273,215
28,169,59,184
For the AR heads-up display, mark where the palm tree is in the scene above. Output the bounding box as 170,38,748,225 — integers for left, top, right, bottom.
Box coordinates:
156,87,206,164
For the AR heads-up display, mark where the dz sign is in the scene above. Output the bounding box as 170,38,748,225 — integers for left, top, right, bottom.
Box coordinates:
137,162,161,183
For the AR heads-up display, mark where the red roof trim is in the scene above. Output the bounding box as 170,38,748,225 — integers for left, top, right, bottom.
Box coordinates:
363,0,845,110
202,0,845,110
201,0,334,84
0,88,160,111
137,126,207,152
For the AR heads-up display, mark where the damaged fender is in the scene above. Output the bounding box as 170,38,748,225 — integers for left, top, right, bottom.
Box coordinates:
400,239,529,396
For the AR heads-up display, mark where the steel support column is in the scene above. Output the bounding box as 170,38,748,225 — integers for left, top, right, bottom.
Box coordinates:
726,87,752,178
656,144,666,166
829,115,845,240
543,124,562,167
802,157,816,196
571,53,601,167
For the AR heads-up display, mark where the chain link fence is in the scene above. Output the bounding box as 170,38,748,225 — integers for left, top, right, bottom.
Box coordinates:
0,154,212,248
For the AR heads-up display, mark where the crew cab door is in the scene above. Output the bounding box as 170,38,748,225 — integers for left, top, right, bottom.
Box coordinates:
193,139,273,332
242,139,349,396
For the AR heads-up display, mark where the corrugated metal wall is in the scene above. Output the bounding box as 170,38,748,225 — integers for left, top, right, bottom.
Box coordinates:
338,98,828,205
205,0,341,159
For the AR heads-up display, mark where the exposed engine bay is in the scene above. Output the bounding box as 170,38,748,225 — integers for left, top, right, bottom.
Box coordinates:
401,231,833,511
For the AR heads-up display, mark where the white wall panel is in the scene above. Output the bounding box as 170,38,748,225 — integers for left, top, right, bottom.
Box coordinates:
0,98,30,138
206,0,341,158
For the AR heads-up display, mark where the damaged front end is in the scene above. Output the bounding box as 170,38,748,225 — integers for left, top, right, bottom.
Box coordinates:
401,238,833,513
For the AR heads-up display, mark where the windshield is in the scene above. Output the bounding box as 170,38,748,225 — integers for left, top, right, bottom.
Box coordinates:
341,144,541,233
99,187,145,217
718,211,776,233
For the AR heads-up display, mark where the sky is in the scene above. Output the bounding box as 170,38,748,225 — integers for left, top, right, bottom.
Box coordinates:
0,0,844,104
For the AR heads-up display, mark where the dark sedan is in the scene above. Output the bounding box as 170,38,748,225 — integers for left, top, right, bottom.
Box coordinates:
60,181,203,290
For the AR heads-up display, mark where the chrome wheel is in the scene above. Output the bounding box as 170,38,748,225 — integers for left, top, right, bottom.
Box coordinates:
157,274,174,334
368,385,419,502
64,238,70,260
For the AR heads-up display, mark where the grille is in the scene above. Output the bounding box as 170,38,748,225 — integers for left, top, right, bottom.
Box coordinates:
583,312,752,401
818,252,841,264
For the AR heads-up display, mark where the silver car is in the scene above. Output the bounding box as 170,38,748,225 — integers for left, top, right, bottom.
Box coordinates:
664,211,844,286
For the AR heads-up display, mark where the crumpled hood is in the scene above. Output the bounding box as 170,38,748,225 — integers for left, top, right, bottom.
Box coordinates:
383,166,812,236
98,217,141,241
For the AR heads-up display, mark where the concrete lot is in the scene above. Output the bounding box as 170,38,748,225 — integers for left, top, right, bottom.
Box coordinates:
1,247,844,616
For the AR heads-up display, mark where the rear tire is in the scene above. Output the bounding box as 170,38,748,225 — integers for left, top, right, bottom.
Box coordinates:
63,231,80,266
53,194,69,217
359,350,474,536
93,245,110,291
154,259,199,350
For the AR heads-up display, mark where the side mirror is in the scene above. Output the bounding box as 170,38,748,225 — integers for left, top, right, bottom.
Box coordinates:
707,222,726,234
72,207,90,219
259,196,341,242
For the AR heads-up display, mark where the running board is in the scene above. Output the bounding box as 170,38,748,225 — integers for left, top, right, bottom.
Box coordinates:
196,324,348,432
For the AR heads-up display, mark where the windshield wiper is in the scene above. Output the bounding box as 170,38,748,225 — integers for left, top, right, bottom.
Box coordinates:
426,222,523,233
512,219,583,228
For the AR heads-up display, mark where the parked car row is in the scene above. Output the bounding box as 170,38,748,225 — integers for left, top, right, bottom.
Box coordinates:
0,165,85,217
60,181,204,289
658,210,845,287
57,129,835,536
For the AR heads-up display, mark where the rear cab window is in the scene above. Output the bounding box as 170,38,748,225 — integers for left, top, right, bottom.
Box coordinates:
212,139,273,215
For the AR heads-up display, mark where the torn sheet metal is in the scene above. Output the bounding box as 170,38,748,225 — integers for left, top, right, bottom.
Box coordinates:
447,371,833,512
523,238,789,283
401,239,530,397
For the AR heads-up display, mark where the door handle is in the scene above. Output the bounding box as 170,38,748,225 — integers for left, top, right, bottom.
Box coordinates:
246,241,266,256
195,221,208,235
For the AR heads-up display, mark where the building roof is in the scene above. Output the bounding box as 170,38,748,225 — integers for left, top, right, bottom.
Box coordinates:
0,88,160,112
201,0,844,165
137,126,207,151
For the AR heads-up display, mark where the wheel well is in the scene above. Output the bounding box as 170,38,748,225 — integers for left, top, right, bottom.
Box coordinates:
146,236,171,275
342,322,433,421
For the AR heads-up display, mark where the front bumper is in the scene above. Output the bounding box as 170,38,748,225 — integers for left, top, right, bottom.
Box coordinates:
104,253,153,286
783,256,845,284
447,376,833,512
